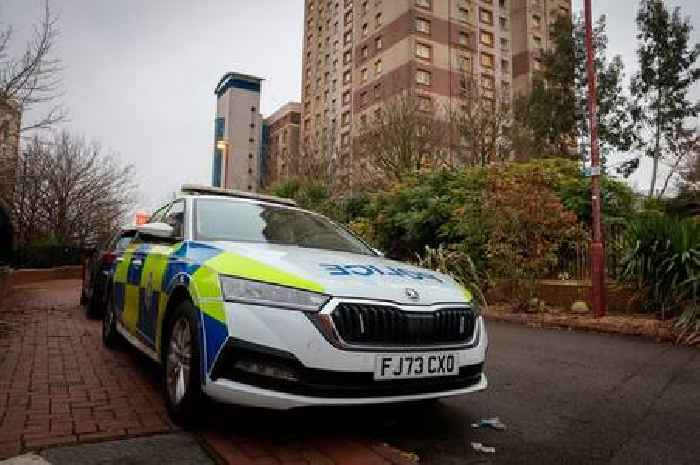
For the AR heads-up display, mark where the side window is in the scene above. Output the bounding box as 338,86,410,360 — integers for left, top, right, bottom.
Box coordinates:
105,232,120,251
114,232,136,252
164,200,185,239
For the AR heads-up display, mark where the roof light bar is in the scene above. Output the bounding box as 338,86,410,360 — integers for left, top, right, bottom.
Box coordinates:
180,184,297,207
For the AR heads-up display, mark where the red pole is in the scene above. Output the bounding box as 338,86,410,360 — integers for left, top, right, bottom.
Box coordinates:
584,0,607,317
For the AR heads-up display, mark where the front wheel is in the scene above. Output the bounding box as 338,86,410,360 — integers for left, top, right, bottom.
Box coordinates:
163,301,204,427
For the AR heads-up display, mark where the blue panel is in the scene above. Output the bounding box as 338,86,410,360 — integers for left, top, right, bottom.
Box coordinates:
162,241,221,292
127,244,151,286
127,257,144,286
212,149,222,187
137,288,158,348
214,117,225,140
113,282,125,315
202,311,228,373
216,78,261,96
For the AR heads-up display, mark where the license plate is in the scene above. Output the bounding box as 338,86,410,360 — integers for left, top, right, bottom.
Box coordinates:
374,352,459,380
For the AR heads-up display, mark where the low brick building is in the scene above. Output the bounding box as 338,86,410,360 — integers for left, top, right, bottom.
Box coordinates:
262,102,302,187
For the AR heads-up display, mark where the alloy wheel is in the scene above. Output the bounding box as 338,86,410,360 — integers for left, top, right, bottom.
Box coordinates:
166,318,192,406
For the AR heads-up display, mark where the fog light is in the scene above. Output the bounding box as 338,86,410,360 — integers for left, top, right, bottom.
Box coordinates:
234,360,299,382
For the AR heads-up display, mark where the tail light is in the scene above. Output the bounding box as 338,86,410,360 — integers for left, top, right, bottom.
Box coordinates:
101,252,118,265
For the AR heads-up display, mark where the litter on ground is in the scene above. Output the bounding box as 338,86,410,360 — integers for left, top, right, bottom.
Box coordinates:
471,442,496,454
471,417,507,430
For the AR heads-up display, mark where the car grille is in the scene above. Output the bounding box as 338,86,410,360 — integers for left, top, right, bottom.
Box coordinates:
331,303,477,346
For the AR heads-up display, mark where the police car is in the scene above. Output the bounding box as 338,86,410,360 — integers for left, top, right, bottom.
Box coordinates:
102,185,487,424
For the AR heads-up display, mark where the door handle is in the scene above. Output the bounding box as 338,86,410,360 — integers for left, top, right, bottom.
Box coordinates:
131,259,143,266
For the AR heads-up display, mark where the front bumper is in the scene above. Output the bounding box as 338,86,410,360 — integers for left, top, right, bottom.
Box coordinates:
205,373,488,410
202,301,488,409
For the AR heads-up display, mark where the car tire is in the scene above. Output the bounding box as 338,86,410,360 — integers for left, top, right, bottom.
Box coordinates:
163,300,204,427
102,288,121,348
86,278,103,319
80,286,88,306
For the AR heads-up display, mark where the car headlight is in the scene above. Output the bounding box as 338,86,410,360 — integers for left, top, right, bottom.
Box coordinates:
219,276,330,312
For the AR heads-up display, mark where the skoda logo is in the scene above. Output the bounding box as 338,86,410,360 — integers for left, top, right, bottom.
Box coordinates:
405,288,420,301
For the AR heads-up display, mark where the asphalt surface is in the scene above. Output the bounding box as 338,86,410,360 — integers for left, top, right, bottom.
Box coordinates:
182,321,700,465
365,321,700,465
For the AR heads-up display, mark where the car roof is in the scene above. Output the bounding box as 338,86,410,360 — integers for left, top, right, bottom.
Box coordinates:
180,184,296,207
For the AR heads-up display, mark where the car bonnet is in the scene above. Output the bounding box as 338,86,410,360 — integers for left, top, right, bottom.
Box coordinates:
198,241,471,305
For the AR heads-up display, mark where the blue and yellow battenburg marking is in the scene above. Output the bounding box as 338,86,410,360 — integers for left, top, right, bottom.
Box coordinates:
112,240,324,378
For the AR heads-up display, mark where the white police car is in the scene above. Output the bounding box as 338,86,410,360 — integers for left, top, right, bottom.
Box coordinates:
102,185,487,424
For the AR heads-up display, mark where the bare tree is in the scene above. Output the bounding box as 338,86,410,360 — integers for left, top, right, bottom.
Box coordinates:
452,76,517,167
658,126,699,198
296,129,337,186
13,132,136,249
0,0,66,133
678,136,699,193
353,92,448,184
0,100,21,209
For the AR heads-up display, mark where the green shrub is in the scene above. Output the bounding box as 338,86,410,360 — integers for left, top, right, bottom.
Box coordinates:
485,164,582,310
414,245,489,309
619,212,700,323
269,178,368,224
353,161,585,311
506,158,636,224
355,167,489,262
676,304,700,345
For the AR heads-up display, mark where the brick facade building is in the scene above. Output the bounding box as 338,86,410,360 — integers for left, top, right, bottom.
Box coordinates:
299,0,571,180
262,102,302,187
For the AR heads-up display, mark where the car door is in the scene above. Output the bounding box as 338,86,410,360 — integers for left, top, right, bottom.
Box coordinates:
137,200,186,351
113,205,169,341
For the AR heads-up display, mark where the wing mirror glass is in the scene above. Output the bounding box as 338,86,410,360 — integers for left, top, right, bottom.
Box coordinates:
137,222,175,239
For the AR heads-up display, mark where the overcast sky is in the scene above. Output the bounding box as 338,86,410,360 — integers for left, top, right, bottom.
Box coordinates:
2,0,699,215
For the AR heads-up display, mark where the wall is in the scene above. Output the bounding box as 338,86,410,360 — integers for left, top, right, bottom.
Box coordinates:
0,266,12,302
487,279,637,313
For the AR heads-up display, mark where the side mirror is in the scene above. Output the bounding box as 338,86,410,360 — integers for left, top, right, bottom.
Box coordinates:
137,222,174,239
373,248,385,257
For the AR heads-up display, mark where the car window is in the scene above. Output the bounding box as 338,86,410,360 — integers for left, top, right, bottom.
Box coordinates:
114,231,136,252
164,200,185,238
195,198,374,255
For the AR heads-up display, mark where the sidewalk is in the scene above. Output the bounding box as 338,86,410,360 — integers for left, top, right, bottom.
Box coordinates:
485,305,678,343
0,280,177,459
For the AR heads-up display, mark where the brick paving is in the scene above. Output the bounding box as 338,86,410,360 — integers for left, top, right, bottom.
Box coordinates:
0,279,417,465
202,431,417,465
0,280,175,460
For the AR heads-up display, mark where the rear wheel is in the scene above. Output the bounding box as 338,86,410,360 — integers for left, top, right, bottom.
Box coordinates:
102,289,121,348
163,301,204,427
86,282,102,318
80,286,88,306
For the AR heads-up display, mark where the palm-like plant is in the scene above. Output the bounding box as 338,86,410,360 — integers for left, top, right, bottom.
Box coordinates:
620,213,699,343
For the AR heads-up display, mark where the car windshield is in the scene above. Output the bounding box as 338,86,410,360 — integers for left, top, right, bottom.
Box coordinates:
195,198,374,255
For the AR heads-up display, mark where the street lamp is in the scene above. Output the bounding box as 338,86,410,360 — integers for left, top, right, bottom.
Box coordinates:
584,0,607,317
216,140,230,188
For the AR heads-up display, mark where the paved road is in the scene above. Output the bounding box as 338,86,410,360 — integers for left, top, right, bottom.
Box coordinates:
355,322,700,465
187,318,700,465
